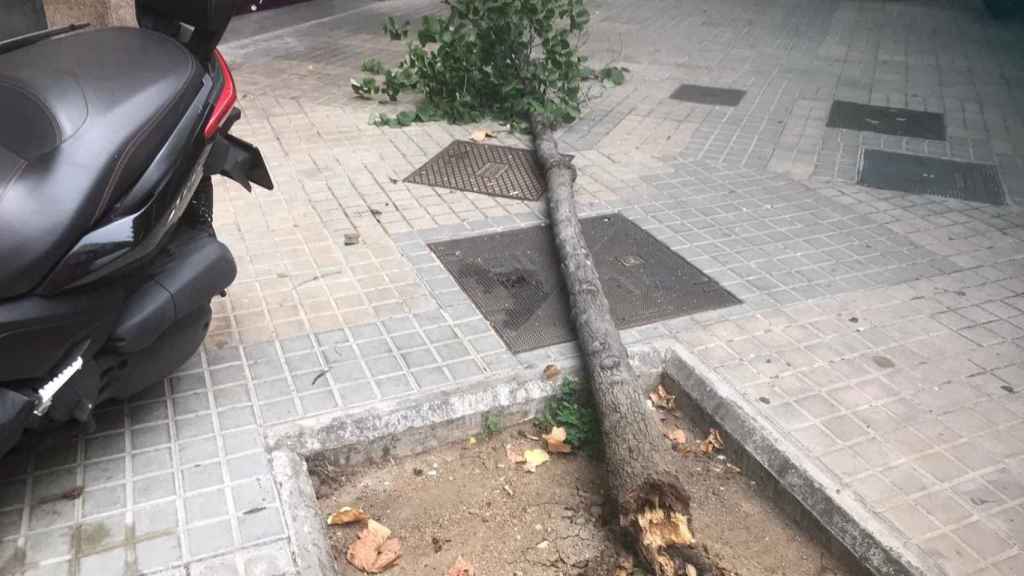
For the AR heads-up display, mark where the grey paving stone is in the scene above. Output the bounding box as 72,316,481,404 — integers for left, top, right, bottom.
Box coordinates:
219,406,257,431
78,546,127,576
186,488,231,525
82,484,126,517
376,374,414,398
131,447,173,477
366,355,404,377
210,364,248,387
238,506,285,544
227,452,271,483
182,462,224,494
214,384,252,408
132,423,171,450
337,382,379,406
78,514,126,554
135,500,179,537
136,533,183,573
175,414,216,441
187,519,236,558
24,525,73,564
258,398,300,424
232,477,275,515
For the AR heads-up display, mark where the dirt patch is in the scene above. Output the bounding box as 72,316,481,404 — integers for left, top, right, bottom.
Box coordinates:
314,415,854,576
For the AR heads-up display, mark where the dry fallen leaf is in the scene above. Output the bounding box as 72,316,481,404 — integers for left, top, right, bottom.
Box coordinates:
522,449,550,472
347,519,401,573
666,428,687,446
542,364,562,382
700,428,724,455
685,563,698,576
543,426,572,454
614,557,634,576
469,129,495,142
327,506,369,526
447,556,475,576
648,385,675,410
506,444,526,464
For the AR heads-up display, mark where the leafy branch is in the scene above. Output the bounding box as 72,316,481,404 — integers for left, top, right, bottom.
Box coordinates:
352,0,627,129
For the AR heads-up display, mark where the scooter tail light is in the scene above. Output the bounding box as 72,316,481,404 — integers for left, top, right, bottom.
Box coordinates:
203,49,237,140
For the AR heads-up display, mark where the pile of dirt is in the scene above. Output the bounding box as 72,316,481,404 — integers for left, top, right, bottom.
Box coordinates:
313,412,852,576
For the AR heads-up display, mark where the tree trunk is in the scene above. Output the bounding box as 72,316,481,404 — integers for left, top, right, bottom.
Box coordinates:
530,115,720,576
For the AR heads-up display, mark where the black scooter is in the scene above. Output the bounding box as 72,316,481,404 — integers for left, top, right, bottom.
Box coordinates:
0,0,272,458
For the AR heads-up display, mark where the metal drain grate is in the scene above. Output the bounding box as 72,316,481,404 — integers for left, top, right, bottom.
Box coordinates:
429,213,740,353
826,100,946,140
405,141,547,201
669,83,746,106
859,149,1006,205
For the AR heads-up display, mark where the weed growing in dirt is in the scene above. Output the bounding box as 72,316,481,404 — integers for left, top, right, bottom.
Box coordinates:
353,0,627,129
482,413,502,438
543,378,600,453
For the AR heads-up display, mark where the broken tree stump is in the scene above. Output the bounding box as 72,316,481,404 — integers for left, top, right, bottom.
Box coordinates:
530,114,721,576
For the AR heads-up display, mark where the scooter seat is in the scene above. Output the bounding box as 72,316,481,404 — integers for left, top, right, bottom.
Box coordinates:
0,27,204,300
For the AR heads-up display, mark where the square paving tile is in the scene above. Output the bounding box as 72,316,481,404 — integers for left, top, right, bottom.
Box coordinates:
429,213,740,353
405,141,547,201
859,149,1006,205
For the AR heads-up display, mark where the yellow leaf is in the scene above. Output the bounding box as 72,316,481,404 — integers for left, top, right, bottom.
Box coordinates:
469,129,494,142
522,449,550,472
467,436,477,446
327,506,370,526
543,426,572,454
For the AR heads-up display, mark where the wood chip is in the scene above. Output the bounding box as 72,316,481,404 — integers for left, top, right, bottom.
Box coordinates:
327,506,369,526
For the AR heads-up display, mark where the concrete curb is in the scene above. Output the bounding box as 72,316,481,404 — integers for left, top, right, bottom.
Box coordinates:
267,340,941,576
271,450,336,576
656,339,943,576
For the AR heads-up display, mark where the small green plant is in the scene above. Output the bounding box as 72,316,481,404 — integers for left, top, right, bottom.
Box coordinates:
542,377,600,453
360,58,387,75
482,412,502,438
355,0,627,129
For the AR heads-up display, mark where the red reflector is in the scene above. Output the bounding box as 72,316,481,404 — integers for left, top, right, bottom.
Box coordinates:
203,49,237,140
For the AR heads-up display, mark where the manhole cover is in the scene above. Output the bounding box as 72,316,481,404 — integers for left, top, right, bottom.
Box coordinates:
405,140,546,201
669,83,746,106
429,213,740,353
826,100,946,140
859,149,1005,205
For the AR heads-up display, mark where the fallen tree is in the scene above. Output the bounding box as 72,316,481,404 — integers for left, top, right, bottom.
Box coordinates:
531,114,721,576
354,0,718,571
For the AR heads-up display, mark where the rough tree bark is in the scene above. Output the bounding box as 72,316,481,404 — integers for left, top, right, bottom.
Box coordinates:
531,114,720,576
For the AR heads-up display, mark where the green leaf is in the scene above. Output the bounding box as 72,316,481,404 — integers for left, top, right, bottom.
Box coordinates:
360,58,386,75
396,110,417,126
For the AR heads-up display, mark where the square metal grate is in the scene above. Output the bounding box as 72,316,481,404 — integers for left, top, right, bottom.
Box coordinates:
826,100,946,140
429,213,740,353
859,149,1005,205
405,140,547,201
669,83,746,106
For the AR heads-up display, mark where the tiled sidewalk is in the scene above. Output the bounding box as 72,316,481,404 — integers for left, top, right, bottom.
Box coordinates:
1,0,1023,575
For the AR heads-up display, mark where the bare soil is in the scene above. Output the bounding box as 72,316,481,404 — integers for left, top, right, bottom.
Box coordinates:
313,413,854,576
